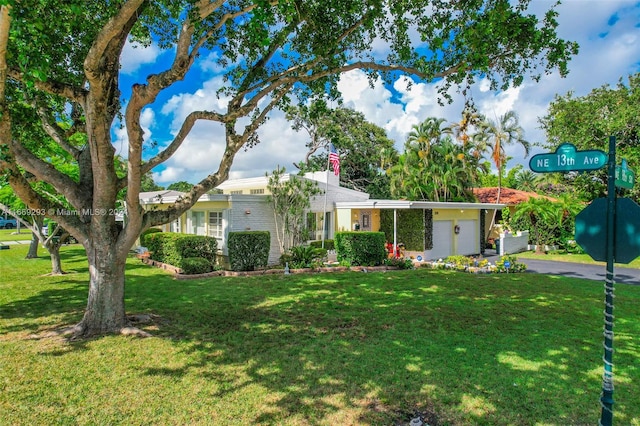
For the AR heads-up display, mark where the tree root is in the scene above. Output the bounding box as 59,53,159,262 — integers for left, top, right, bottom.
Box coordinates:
119,326,152,338
26,314,158,341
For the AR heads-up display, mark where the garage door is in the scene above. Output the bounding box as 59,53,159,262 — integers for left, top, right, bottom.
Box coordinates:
427,220,453,260
456,219,478,256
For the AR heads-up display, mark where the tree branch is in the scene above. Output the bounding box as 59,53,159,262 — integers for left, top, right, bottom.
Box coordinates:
36,105,81,158
6,69,87,104
84,0,146,82
7,139,87,209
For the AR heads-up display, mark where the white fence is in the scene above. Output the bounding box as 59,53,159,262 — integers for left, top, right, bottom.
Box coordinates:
498,231,530,256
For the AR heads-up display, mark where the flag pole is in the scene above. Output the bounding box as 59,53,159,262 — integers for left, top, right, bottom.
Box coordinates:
321,150,330,249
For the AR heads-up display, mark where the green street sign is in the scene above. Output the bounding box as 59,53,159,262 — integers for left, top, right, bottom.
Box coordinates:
575,197,640,264
615,159,635,189
615,198,640,264
529,143,607,173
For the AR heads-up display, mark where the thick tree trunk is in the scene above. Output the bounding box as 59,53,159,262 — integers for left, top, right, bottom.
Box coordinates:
49,244,64,275
42,236,65,275
76,239,128,336
25,232,38,258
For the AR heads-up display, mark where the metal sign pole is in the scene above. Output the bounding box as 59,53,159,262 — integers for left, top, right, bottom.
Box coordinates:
599,135,616,426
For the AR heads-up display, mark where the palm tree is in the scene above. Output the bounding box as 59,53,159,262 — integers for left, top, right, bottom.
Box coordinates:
477,110,531,231
477,110,531,202
514,169,540,192
511,197,557,254
406,117,451,157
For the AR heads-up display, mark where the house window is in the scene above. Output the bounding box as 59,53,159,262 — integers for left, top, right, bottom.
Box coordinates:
190,211,206,236
230,190,243,194
306,212,318,241
170,218,180,233
249,188,265,195
208,211,223,239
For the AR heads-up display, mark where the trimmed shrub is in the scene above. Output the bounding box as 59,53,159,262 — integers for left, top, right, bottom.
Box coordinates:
145,233,217,268
146,232,182,267
181,257,213,275
228,231,270,271
140,227,162,247
380,209,426,251
175,235,217,266
335,231,386,266
310,239,334,251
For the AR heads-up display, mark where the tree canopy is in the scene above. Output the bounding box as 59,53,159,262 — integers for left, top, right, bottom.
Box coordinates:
0,0,578,336
540,73,640,202
288,102,397,198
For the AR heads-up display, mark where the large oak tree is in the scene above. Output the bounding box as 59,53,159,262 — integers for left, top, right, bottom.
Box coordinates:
0,0,577,336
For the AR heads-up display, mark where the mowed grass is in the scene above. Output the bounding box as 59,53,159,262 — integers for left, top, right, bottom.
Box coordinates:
516,250,640,269
1,245,639,425
0,228,33,242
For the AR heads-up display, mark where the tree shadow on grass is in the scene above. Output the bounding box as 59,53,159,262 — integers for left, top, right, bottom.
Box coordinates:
133,270,639,425
0,280,87,335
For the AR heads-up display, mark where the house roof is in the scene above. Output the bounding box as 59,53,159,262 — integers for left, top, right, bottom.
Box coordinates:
472,187,555,205
139,190,186,203
336,199,505,210
216,171,369,200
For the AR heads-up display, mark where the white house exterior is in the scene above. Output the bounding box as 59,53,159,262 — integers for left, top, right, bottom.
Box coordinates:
140,172,369,265
140,173,505,264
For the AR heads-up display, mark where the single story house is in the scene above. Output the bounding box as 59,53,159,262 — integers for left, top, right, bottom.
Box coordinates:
139,173,504,264
334,199,505,260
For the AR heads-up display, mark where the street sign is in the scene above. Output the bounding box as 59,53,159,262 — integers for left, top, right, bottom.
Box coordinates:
574,197,640,264
575,198,608,262
529,143,607,173
614,198,640,264
615,159,635,189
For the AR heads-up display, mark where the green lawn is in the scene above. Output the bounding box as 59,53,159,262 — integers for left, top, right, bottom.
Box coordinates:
1,245,639,425
0,228,33,242
516,250,640,269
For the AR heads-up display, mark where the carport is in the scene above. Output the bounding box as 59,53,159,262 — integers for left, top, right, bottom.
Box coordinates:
335,200,505,260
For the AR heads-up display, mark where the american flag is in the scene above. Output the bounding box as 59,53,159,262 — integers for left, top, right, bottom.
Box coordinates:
329,143,340,176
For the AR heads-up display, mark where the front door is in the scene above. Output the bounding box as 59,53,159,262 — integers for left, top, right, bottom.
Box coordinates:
360,210,372,231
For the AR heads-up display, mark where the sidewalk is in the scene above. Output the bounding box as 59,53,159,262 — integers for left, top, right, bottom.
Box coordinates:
0,240,31,245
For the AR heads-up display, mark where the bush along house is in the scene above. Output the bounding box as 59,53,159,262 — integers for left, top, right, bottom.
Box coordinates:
139,172,504,265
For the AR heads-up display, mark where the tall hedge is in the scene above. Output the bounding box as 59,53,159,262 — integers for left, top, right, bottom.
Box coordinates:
140,227,162,247
146,233,182,266
228,231,270,271
145,233,217,268
335,231,386,266
175,235,217,265
379,209,426,251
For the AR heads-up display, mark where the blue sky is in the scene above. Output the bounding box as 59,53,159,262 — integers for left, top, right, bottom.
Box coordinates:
115,0,640,186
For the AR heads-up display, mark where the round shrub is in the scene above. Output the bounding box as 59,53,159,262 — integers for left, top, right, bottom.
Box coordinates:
181,257,213,275
140,227,162,247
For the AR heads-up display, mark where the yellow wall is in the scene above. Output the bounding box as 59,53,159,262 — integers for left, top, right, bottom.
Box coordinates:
190,201,231,210
432,208,478,221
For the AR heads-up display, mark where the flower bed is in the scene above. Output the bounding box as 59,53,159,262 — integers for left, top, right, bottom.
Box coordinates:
427,254,526,274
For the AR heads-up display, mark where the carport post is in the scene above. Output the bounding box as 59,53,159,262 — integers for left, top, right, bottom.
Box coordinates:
393,209,397,258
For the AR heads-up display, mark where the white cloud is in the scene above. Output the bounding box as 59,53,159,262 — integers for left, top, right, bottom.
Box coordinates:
120,40,162,75
145,1,640,185
161,76,230,134
112,107,155,159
